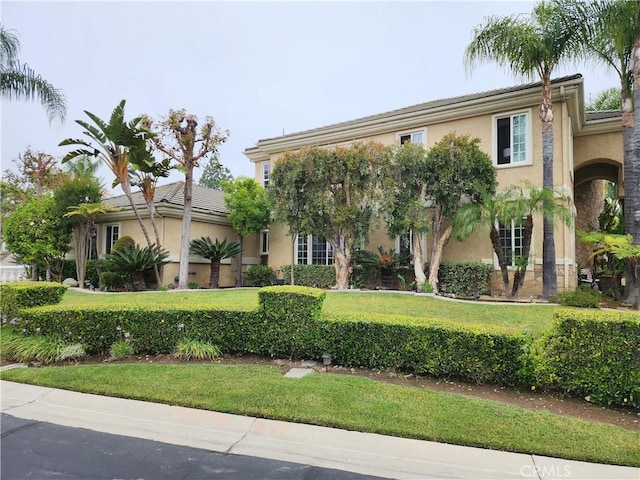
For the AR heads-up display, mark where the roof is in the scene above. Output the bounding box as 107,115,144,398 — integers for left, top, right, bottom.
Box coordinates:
245,74,584,154
585,110,622,121
104,181,229,215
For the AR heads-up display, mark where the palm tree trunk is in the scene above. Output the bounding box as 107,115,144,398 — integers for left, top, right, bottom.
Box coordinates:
210,260,221,289
540,79,557,299
178,165,194,289
490,226,511,298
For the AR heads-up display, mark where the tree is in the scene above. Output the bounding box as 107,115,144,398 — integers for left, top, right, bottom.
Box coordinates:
189,237,242,288
465,2,578,298
381,142,430,289
221,177,270,287
0,24,66,122
586,87,622,111
59,100,161,284
3,195,70,281
424,133,497,290
103,243,169,291
198,156,233,190
269,142,389,290
143,110,229,289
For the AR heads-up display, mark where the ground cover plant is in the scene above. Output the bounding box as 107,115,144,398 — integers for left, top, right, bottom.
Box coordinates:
1,363,638,467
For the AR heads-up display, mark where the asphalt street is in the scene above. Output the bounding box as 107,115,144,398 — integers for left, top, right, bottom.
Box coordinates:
1,413,385,480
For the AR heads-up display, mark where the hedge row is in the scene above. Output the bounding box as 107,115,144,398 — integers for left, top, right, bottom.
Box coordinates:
534,308,640,408
280,265,335,288
438,262,493,296
0,281,67,319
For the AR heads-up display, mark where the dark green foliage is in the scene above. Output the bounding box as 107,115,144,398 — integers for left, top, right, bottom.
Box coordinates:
535,309,640,408
438,262,493,296
549,287,601,308
103,244,169,291
280,265,335,288
112,235,136,252
0,281,66,319
246,265,274,287
99,271,127,291
187,282,200,289
60,259,100,286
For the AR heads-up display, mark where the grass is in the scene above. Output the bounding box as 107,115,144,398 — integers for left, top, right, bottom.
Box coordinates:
61,289,556,335
1,363,638,467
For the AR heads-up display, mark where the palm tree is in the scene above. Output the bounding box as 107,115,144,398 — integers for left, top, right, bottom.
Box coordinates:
103,244,169,291
453,187,515,298
189,237,242,289
553,0,639,307
59,100,161,285
0,24,66,122
464,3,578,298
64,203,119,288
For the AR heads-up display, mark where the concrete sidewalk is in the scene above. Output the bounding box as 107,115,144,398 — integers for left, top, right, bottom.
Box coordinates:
1,380,638,480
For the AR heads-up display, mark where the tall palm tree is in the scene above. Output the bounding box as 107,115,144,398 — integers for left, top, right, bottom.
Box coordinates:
59,100,161,285
464,2,578,298
189,237,242,289
0,24,66,122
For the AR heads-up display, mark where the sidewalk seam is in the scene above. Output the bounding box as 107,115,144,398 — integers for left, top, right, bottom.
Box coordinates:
224,417,256,455
1,385,53,412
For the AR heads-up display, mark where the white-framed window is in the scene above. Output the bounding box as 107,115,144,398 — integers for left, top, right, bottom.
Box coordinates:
397,230,412,257
493,110,532,166
104,224,120,254
260,230,269,255
398,130,425,146
498,220,525,267
296,234,333,265
262,162,271,187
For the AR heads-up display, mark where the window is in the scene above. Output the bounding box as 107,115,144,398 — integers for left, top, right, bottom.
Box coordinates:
498,220,525,267
495,112,529,166
398,230,412,257
262,162,271,187
297,234,333,265
399,130,425,145
105,224,119,254
260,231,269,255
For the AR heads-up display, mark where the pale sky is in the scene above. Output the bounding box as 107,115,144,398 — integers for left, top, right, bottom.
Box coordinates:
1,0,619,195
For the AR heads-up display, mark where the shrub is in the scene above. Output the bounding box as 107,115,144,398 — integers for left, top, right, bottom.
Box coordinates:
549,286,601,308
109,340,134,360
99,271,127,291
246,265,274,287
173,339,222,361
60,259,100,287
188,281,200,289
280,264,335,288
534,309,640,408
438,262,493,296
1,328,68,364
0,281,67,319
112,235,135,252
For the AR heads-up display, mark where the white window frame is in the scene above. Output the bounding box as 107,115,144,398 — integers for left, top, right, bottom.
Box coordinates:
262,162,271,187
295,234,333,266
260,230,269,255
495,219,533,270
397,129,426,146
492,109,533,168
397,230,413,256
104,223,120,255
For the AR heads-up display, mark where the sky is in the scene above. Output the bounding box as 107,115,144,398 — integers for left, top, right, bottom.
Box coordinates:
1,0,620,196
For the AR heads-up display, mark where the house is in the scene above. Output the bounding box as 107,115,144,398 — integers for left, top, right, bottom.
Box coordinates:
96,182,259,288
243,74,624,296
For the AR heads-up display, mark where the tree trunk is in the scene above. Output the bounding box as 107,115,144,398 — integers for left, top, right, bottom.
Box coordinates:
146,197,163,286
511,215,534,299
290,236,296,286
412,230,426,289
210,260,221,289
74,223,88,288
540,79,557,299
489,226,511,299
333,248,351,290
236,234,244,287
622,124,638,306
428,222,452,291
178,165,194,289
131,271,146,291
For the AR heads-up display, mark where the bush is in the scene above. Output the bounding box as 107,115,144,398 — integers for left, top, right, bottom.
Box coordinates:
60,259,101,287
438,262,493,296
0,328,80,364
99,271,128,291
173,339,222,361
280,264,335,288
112,235,135,252
549,286,601,308
109,340,134,360
188,281,200,289
534,309,640,408
246,265,274,287
0,281,67,319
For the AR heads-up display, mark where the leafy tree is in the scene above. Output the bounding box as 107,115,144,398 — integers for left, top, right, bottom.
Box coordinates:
3,195,70,281
0,23,66,122
221,177,270,287
103,244,170,291
381,142,430,289
198,156,233,190
424,133,496,290
269,142,389,290
465,2,578,298
586,87,622,111
189,237,242,288
64,203,119,288
143,109,228,289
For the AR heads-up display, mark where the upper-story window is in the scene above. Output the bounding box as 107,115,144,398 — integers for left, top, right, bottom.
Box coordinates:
494,111,531,166
105,224,119,254
262,162,271,187
398,130,425,146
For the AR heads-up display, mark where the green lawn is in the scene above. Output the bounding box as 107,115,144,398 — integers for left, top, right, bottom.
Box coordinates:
61,289,556,335
2,363,638,467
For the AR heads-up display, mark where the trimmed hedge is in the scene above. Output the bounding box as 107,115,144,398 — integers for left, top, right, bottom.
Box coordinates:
0,281,67,319
280,264,335,288
246,265,275,287
438,262,493,296
535,309,640,408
